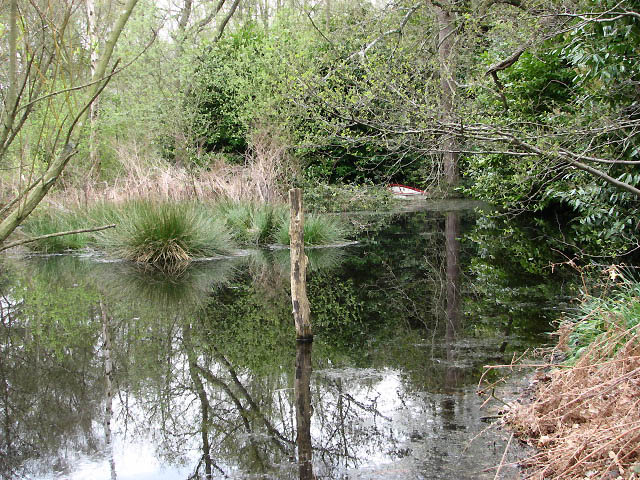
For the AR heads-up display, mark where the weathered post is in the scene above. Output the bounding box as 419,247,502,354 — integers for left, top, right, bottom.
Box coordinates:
289,188,312,340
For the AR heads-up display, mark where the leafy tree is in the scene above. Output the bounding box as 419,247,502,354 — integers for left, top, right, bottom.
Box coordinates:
465,0,640,255
0,0,140,246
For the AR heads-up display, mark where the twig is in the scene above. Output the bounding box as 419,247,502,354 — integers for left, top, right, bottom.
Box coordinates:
494,432,514,480
559,423,640,478
0,224,116,252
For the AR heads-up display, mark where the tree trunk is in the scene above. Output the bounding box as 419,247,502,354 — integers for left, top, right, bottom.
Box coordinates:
1,0,18,156
87,0,100,180
435,3,459,188
90,0,140,96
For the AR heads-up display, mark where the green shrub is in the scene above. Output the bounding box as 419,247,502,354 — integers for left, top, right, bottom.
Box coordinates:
565,275,640,363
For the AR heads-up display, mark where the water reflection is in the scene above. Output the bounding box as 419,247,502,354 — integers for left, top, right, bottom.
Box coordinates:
445,211,461,389
0,208,571,479
295,341,313,480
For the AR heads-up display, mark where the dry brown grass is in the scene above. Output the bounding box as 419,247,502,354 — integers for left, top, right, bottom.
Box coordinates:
502,323,640,479
42,127,293,209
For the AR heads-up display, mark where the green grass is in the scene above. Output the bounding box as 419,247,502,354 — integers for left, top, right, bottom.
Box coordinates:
95,200,235,269
274,213,347,246
22,210,90,252
215,201,286,244
565,276,640,363
21,200,349,269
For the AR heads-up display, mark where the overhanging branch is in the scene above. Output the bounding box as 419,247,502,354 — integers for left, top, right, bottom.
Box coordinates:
0,224,116,252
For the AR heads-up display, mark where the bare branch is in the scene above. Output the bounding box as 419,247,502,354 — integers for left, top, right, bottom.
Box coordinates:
213,0,240,42
195,0,227,33
0,224,116,253
347,4,422,60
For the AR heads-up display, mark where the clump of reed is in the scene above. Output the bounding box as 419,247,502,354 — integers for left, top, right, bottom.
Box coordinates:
95,201,234,270
274,213,348,246
21,199,349,270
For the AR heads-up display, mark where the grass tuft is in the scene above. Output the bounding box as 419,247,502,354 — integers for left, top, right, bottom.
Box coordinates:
22,210,89,252
274,213,347,246
96,201,234,269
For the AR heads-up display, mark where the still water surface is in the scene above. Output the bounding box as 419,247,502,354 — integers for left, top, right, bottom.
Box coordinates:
0,205,573,479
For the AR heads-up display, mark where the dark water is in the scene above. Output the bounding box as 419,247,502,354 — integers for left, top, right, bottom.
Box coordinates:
0,204,574,479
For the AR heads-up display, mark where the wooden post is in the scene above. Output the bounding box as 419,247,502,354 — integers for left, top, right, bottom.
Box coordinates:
289,188,312,340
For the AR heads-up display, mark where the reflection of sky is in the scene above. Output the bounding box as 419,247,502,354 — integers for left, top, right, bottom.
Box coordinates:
37,441,194,480
21,360,521,480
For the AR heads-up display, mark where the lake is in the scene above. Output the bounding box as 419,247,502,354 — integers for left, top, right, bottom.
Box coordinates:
0,202,574,479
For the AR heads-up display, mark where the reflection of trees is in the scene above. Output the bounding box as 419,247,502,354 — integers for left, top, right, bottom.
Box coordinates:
445,212,461,340
0,208,569,479
0,263,104,479
445,211,461,389
169,319,294,478
100,300,117,480
159,317,468,479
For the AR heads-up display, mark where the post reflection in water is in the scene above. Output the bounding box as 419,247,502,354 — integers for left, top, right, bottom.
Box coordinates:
295,340,314,480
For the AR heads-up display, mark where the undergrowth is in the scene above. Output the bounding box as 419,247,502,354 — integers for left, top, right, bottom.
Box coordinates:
21,200,349,270
489,272,640,480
